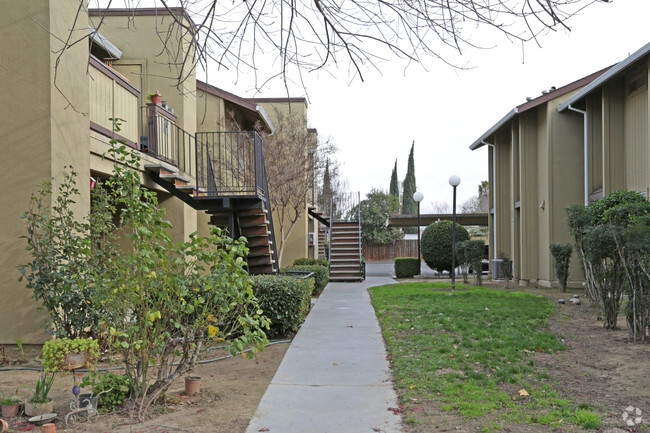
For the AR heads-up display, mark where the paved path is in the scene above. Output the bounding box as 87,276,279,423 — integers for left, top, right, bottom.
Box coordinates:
246,276,402,433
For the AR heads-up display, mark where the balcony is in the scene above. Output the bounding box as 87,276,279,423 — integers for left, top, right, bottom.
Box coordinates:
89,56,140,147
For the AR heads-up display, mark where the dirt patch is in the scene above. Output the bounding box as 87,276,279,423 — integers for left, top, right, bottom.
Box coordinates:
398,282,650,433
0,343,289,433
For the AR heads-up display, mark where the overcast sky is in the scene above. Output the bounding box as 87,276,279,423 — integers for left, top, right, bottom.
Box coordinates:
203,0,649,212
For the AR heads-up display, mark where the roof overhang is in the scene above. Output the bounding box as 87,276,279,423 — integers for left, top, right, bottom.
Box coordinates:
387,213,489,227
469,109,517,150
197,81,275,133
88,26,122,59
558,42,650,112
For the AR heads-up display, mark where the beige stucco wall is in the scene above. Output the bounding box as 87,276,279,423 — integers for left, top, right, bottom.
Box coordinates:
0,0,90,344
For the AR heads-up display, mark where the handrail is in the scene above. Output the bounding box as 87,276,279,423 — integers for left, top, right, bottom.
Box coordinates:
255,132,279,272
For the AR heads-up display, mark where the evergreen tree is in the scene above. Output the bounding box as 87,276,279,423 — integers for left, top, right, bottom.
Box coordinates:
402,141,417,234
389,159,399,200
321,159,332,214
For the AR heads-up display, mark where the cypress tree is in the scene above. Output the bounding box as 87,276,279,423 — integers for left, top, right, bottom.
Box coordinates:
321,159,332,214
389,159,399,200
402,142,417,234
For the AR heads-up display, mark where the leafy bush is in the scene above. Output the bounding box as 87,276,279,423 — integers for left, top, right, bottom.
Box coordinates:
550,243,572,292
251,275,313,337
81,372,132,413
567,190,647,330
282,265,329,295
293,257,329,268
19,169,104,338
421,220,469,273
457,239,485,286
394,257,419,278
497,251,513,288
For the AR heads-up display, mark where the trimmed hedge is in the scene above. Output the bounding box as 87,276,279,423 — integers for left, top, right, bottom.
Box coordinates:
394,257,419,278
282,265,329,296
250,275,313,338
293,257,329,268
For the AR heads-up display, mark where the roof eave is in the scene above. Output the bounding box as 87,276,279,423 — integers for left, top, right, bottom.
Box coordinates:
558,41,650,112
469,109,518,150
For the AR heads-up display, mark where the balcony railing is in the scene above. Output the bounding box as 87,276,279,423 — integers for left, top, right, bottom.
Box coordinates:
141,104,198,181
196,131,266,197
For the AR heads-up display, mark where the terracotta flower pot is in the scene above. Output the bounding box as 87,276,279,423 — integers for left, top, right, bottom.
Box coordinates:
150,94,162,105
184,376,201,396
41,423,57,433
1,403,20,418
0,418,8,433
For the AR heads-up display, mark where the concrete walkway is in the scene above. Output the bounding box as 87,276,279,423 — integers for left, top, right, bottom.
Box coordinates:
246,276,402,433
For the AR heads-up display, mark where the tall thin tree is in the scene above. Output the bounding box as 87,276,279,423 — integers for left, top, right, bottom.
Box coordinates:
389,159,399,200
402,141,417,234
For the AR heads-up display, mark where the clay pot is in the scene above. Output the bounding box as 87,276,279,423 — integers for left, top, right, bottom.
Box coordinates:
150,94,162,105
1,418,8,433
61,351,88,370
1,403,20,418
184,376,201,396
24,398,53,417
41,423,57,433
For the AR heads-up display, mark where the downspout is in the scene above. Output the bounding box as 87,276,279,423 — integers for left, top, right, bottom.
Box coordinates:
567,105,589,206
481,140,497,259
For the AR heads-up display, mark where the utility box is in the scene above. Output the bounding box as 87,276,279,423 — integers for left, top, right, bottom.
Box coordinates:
308,232,314,246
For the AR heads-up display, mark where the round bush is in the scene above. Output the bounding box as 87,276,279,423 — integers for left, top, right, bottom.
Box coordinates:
421,220,469,272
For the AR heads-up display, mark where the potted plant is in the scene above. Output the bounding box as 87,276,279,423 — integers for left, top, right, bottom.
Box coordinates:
147,90,162,105
41,338,99,372
24,372,55,416
0,390,21,417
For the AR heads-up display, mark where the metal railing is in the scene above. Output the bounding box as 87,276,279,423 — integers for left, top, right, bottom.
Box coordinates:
141,105,197,180
196,131,263,196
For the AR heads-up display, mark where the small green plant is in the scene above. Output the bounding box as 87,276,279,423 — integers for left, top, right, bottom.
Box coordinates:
15,339,25,362
146,90,162,101
26,372,56,404
81,372,132,413
42,338,100,372
572,408,602,429
0,390,20,405
550,243,572,292
293,257,329,268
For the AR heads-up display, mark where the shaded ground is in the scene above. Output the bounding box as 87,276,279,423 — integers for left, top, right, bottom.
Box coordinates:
0,343,289,433
394,280,650,433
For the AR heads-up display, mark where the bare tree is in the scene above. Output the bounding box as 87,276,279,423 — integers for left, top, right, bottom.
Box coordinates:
431,200,451,214
256,108,335,266
83,0,607,91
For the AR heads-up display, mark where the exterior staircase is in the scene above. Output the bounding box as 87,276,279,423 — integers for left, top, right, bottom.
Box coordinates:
329,221,363,282
144,159,277,275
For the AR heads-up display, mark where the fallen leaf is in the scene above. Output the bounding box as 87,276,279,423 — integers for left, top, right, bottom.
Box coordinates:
518,389,529,396
258,428,270,432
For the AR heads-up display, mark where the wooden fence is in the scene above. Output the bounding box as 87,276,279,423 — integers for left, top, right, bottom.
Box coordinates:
362,239,419,262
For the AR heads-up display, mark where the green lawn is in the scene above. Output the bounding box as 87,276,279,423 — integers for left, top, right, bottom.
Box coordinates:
369,282,602,431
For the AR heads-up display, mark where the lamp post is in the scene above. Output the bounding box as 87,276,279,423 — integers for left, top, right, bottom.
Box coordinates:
413,190,424,275
449,175,461,291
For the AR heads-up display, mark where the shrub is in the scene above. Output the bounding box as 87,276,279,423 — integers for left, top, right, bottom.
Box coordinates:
394,257,420,278
550,243,572,293
457,239,485,286
81,372,132,413
421,220,469,273
251,275,313,337
282,265,329,295
293,257,329,268
497,251,513,288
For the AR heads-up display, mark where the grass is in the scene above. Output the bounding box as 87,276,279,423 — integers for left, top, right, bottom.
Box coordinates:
370,282,603,431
